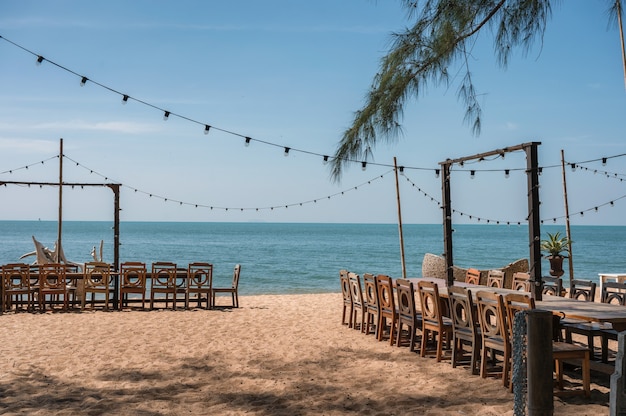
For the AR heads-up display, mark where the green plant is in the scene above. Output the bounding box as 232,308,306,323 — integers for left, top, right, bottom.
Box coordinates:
540,231,571,257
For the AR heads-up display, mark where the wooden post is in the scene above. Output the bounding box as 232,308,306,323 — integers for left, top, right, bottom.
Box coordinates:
107,184,121,309
560,150,574,286
441,162,454,286
57,138,63,262
393,157,407,279
525,143,543,300
610,331,626,415
526,309,554,416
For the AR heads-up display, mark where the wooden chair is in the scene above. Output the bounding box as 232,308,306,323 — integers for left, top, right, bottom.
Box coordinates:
119,261,147,310
150,262,179,310
376,274,397,345
339,270,353,327
542,276,563,297
81,262,113,310
363,273,380,336
562,279,600,359
212,264,241,308
395,278,422,351
596,281,626,363
465,268,481,285
347,272,366,332
1,263,35,312
487,270,504,288
64,264,82,308
38,263,69,311
476,291,510,387
512,272,531,291
569,279,597,301
504,292,590,397
448,285,481,374
186,262,213,309
418,280,453,362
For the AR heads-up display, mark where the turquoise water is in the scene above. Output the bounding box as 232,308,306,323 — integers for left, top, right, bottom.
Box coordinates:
0,221,624,295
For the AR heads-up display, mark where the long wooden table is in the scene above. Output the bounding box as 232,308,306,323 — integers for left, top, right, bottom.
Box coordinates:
407,277,626,332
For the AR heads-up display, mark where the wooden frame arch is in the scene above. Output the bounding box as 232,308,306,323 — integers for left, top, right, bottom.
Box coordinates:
439,142,544,300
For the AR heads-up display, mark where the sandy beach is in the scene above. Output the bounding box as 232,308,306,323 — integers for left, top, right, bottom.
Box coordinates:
0,293,611,415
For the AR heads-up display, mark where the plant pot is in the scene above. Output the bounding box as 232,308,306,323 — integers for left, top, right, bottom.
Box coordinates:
548,255,565,277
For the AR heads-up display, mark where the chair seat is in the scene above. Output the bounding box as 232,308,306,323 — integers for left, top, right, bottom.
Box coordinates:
552,341,591,397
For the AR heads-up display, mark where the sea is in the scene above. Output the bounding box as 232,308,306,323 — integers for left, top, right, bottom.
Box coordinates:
0,221,624,295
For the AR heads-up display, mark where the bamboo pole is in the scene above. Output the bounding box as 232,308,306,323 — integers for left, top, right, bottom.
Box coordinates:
57,138,63,262
561,149,574,286
393,157,407,279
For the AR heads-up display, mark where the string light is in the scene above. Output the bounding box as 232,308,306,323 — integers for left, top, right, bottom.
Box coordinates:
323,155,329,165
571,163,576,172
435,169,440,178
80,76,88,87
245,137,251,147
204,125,211,135
163,111,170,121
284,147,290,157
399,166,404,175
505,169,510,178
470,170,475,179
602,157,607,166
362,161,367,171
5,35,626,175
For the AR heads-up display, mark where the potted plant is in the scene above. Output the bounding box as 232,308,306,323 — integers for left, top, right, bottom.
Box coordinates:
540,231,571,277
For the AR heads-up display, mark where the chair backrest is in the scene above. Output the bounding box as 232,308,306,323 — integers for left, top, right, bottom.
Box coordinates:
340,270,352,305
447,285,479,335
487,269,504,288
363,273,379,313
83,262,111,288
348,272,365,310
39,263,67,289
120,261,147,288
2,263,31,290
503,292,535,337
231,264,241,289
465,268,481,285
188,262,213,288
376,274,395,317
417,280,444,326
601,281,626,305
395,278,417,323
152,262,178,288
569,279,597,301
475,291,508,344
512,272,531,291
541,276,563,296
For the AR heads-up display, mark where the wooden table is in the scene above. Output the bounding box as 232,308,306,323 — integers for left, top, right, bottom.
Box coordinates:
407,277,626,332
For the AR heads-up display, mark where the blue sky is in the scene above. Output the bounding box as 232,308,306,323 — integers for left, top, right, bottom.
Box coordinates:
0,0,625,225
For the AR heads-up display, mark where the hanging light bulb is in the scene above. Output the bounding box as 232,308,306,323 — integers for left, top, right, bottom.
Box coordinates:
163,111,170,121
323,155,329,165
284,147,290,156
204,125,211,135
538,167,543,175
504,169,510,178
245,137,251,147
602,157,607,166
435,169,440,178
36,55,44,65
122,95,129,104
80,76,88,87
570,163,576,171
470,170,475,179
361,161,367,171
399,166,404,175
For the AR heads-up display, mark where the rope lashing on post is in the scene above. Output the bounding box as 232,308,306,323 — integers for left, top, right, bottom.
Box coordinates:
512,310,528,416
